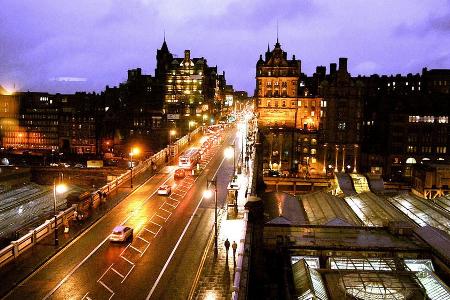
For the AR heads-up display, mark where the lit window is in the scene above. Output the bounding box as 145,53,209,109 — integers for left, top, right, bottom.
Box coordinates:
298,100,302,107
311,111,315,117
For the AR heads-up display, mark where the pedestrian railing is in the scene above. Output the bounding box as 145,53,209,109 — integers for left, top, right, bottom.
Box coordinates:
231,210,249,300
0,127,202,268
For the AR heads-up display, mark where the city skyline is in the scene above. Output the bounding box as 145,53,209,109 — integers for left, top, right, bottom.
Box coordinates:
1,0,449,94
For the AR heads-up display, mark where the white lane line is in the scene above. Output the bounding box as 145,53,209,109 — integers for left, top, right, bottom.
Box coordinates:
119,254,135,266
98,264,113,282
98,280,114,300
138,236,150,243
143,228,157,236
145,155,226,300
149,220,162,227
119,244,132,257
140,241,151,257
42,173,173,300
120,264,135,283
154,214,167,221
130,245,143,253
82,292,90,299
165,202,177,208
111,267,125,278
159,206,171,213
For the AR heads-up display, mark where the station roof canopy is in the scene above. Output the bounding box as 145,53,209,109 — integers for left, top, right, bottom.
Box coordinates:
262,192,307,225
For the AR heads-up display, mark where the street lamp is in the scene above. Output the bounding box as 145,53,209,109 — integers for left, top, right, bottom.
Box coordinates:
204,178,218,256
129,147,140,188
225,145,235,178
53,180,67,246
188,121,195,142
169,129,176,145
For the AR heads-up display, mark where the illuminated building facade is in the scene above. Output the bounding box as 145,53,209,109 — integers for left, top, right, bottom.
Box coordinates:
255,40,328,174
155,39,228,128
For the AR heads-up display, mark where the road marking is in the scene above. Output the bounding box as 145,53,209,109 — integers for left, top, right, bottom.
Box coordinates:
188,216,216,300
41,173,173,300
120,264,135,283
154,214,167,221
111,267,125,278
97,264,115,299
149,220,162,227
130,245,143,253
138,236,150,243
145,155,226,300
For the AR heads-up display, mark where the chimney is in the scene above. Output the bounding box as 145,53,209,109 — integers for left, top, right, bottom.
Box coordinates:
339,57,348,72
184,50,190,60
292,54,296,60
330,63,337,75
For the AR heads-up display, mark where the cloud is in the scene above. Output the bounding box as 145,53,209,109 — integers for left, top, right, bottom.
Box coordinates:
51,77,87,82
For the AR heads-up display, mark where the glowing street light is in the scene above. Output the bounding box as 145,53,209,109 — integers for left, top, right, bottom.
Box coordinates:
188,121,195,142
169,129,177,145
53,180,67,246
129,147,140,188
204,178,218,255
224,145,235,177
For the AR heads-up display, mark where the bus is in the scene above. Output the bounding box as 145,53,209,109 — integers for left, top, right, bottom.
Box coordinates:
179,148,201,169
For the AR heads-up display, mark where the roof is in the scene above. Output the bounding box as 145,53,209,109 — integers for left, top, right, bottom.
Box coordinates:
262,192,307,225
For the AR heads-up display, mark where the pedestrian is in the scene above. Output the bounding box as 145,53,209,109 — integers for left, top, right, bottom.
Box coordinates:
234,189,238,201
224,238,230,260
232,241,237,262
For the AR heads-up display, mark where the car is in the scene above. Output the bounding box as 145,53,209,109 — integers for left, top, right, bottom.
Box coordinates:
174,168,186,179
109,226,133,242
157,184,172,195
74,163,85,168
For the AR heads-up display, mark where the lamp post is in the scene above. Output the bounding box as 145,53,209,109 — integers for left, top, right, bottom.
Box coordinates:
188,121,195,142
53,180,67,246
169,129,176,145
225,144,235,178
204,178,218,256
129,147,139,188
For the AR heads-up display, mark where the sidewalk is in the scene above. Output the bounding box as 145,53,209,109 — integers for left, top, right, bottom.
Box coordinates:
192,148,253,300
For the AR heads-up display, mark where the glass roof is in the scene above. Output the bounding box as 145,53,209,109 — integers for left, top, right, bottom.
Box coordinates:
388,194,450,235
350,173,371,194
344,192,403,226
301,192,362,226
434,196,450,213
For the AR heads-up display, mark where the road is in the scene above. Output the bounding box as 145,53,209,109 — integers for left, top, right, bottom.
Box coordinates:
5,128,237,300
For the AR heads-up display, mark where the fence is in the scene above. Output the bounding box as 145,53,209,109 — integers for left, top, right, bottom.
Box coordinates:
0,127,201,267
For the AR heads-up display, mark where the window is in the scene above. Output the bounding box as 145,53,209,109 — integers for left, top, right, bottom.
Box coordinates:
282,101,286,107
311,149,316,155
298,100,302,107
407,146,416,153
291,101,296,107
338,122,346,130
437,146,447,154
267,100,271,107
311,111,315,117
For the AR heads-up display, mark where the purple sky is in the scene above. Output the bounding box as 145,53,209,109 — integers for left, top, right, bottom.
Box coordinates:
1,0,449,94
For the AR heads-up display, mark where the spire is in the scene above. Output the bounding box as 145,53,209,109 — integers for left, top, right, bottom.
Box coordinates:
161,31,168,52
275,21,281,48
276,20,279,44
267,43,270,52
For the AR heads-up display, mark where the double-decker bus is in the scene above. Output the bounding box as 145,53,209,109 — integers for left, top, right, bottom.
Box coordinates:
179,148,201,169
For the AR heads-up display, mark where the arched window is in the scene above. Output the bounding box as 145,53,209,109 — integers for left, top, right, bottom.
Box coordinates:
405,157,416,164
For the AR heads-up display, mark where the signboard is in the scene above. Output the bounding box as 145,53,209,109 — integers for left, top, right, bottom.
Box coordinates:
87,160,104,168
167,114,180,120
258,108,296,127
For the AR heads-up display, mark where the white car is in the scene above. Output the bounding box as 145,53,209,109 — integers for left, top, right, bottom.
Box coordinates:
109,226,133,242
157,184,172,195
